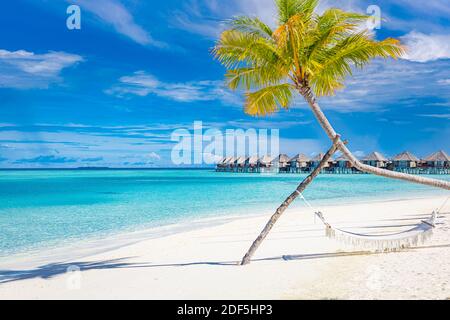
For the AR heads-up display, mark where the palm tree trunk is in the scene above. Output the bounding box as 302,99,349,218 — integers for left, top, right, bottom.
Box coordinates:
240,135,341,265
239,87,450,267
298,86,450,190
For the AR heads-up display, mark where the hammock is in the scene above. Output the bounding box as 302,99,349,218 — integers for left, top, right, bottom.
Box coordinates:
314,211,436,252
298,192,447,252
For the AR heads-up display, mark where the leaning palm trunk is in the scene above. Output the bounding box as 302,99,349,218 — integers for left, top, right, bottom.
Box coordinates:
298,85,450,190
240,135,341,265
240,90,450,265
215,0,450,266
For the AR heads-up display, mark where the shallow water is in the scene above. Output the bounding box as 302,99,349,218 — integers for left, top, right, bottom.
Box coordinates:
0,169,448,257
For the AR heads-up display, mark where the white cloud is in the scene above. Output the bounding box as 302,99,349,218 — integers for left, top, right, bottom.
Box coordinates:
0,49,83,89
174,0,368,38
383,0,450,34
304,58,450,113
401,32,450,63
0,127,171,168
0,50,82,74
418,113,450,120
74,0,163,47
148,152,161,160
107,71,241,104
173,0,276,38
437,79,450,86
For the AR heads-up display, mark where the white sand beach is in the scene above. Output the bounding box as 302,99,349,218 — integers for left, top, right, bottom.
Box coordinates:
0,196,449,300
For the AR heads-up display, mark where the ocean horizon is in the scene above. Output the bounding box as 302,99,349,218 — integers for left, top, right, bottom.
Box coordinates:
0,168,449,259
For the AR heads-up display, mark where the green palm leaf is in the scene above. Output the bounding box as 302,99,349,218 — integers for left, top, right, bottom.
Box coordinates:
229,16,274,39
245,84,294,116
213,0,405,115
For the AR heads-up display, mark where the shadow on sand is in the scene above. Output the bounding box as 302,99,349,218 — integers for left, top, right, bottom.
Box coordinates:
0,258,149,284
2,243,449,284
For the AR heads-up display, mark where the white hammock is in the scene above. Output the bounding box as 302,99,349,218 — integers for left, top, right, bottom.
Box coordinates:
314,211,436,252
298,192,446,252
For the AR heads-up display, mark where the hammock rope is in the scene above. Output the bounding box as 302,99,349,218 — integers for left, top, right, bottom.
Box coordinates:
299,193,449,252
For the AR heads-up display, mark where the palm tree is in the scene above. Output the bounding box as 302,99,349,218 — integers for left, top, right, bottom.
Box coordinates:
213,0,450,265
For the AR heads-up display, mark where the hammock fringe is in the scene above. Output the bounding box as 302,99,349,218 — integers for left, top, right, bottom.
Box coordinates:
316,211,438,252
300,192,447,253
325,225,434,253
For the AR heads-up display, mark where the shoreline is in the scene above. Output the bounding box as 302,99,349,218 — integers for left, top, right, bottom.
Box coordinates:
0,194,449,299
1,191,445,267
1,170,448,263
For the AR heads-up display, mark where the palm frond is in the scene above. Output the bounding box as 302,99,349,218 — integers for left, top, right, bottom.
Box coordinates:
212,0,405,114
212,30,282,70
296,0,319,22
306,8,370,59
276,0,300,24
310,33,404,96
226,65,287,91
229,16,273,39
245,84,294,116
276,0,319,25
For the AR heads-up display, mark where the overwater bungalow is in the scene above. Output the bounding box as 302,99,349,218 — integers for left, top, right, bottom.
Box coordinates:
423,150,450,174
245,156,259,173
288,154,310,173
218,151,449,175
274,154,290,173
258,155,275,173
332,155,356,174
309,153,331,172
216,157,230,172
225,157,236,172
362,151,388,168
234,156,246,172
392,151,420,173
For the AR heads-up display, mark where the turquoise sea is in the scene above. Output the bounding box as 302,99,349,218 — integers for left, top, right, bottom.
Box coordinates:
0,169,449,257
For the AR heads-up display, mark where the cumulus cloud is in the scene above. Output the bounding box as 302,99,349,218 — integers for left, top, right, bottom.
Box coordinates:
0,49,83,89
107,71,241,104
401,32,450,63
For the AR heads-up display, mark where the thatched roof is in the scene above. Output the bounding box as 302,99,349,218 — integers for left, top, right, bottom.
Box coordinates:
218,157,231,165
424,150,450,162
258,155,274,165
235,156,246,165
392,151,419,162
289,153,310,162
246,156,259,165
225,156,236,164
362,151,388,162
311,153,325,162
276,154,290,163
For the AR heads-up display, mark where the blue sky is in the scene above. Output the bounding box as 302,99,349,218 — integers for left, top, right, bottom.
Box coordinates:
0,0,449,167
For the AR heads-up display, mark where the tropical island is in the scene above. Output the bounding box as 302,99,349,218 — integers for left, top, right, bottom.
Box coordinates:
0,0,449,301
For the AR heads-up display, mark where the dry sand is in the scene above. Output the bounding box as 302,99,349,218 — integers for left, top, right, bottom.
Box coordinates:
0,196,449,300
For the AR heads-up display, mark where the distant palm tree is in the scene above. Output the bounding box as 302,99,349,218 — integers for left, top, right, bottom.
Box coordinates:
213,0,450,265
